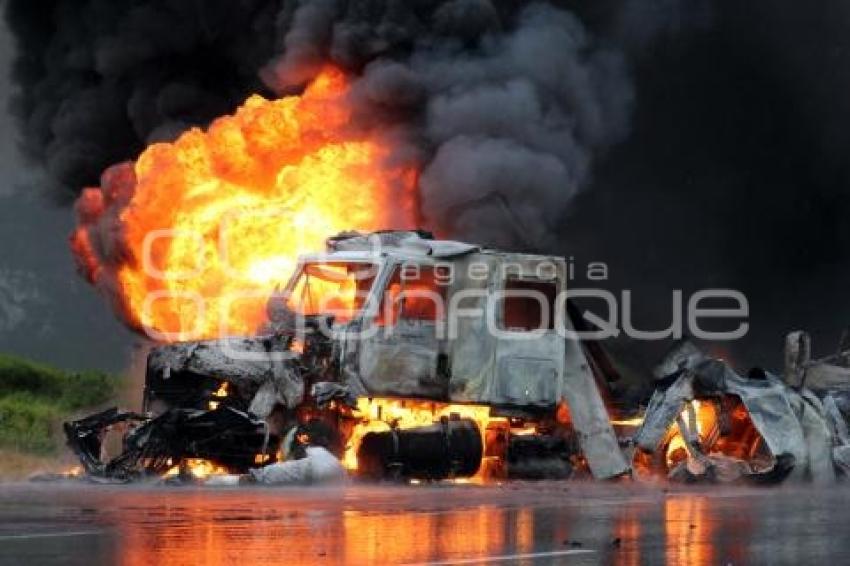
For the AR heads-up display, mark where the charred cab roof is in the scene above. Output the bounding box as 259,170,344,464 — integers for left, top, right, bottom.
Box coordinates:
295,230,563,264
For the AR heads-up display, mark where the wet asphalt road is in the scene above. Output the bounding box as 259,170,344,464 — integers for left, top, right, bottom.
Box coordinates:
0,481,849,565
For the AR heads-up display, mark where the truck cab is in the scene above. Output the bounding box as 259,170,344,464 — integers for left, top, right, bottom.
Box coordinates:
279,231,568,407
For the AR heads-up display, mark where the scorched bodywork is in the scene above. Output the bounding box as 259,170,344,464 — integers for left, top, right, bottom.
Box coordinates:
66,231,630,482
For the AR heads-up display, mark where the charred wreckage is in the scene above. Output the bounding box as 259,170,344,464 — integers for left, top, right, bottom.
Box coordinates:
65,231,850,486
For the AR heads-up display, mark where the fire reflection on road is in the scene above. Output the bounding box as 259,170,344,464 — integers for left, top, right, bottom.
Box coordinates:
342,505,509,564
112,490,733,565
0,484,833,565
664,496,716,565
116,495,530,565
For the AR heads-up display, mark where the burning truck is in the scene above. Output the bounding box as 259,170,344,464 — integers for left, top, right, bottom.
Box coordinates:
36,0,850,487
64,231,850,485
65,230,631,483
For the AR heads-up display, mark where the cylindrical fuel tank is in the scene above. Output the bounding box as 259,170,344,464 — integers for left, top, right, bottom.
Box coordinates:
357,417,482,480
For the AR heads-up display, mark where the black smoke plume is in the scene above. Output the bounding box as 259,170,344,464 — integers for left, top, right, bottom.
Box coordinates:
6,0,280,201
7,0,632,248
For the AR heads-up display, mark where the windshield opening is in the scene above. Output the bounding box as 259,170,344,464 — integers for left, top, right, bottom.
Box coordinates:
286,262,378,323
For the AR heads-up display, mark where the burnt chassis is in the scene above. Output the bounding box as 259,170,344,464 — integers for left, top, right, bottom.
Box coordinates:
65,319,850,484
66,313,600,481
65,330,310,481
63,317,476,481
64,406,273,481
633,339,850,484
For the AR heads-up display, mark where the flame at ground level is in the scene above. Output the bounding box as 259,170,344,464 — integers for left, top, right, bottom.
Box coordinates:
646,398,766,476
341,397,541,482
163,459,229,480
71,67,418,341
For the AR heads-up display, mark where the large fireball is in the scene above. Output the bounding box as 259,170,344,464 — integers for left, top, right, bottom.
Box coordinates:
71,68,417,341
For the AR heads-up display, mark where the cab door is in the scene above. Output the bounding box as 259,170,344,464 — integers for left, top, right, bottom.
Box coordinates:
356,261,449,398
491,266,565,407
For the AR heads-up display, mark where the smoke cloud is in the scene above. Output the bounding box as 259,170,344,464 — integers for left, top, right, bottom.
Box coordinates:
6,0,632,246
263,1,633,247
5,0,280,201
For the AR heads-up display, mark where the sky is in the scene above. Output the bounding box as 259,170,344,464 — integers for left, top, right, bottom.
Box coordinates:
0,19,134,372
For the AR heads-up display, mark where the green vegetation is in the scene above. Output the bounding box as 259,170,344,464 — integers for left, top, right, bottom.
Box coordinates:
0,354,119,454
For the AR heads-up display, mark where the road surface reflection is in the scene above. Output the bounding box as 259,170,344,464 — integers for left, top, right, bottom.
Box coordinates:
0,483,847,565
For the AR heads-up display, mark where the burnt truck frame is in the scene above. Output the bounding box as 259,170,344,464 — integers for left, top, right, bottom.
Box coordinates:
67,231,630,482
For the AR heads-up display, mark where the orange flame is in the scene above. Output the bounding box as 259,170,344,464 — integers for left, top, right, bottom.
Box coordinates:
72,67,417,340
207,382,229,411
665,400,706,466
163,459,228,480
342,397,510,482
